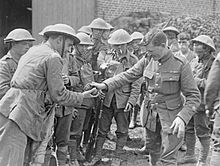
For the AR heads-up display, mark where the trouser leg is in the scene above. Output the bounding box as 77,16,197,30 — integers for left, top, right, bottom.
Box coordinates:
194,111,211,164
55,114,72,165
145,119,162,165
210,111,220,166
0,114,27,166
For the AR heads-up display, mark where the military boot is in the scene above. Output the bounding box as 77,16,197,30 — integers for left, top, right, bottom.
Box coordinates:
178,132,197,164
57,146,68,166
197,137,210,164
111,135,127,166
68,140,80,166
85,137,105,166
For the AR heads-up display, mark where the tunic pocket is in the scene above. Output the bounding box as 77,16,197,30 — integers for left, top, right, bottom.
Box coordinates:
161,72,180,94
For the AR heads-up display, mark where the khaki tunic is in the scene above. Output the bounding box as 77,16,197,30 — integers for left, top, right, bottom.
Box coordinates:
0,51,19,99
204,53,220,155
0,43,84,141
103,52,141,109
104,50,201,126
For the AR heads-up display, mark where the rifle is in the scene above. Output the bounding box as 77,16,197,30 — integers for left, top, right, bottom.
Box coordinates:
85,97,104,162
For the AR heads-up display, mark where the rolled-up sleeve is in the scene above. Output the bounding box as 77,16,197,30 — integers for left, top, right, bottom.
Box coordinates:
177,62,201,124
46,54,84,107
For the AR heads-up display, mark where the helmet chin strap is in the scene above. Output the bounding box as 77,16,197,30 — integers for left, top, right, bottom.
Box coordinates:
61,36,66,58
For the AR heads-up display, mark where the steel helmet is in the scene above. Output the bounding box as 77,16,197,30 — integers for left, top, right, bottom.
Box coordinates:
76,33,93,45
108,29,132,45
163,26,180,35
78,26,92,35
44,23,80,44
39,25,53,36
106,23,114,31
88,18,109,30
4,28,35,43
131,32,144,40
192,35,216,51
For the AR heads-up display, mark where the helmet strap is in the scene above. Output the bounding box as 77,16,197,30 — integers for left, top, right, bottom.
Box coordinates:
61,36,66,58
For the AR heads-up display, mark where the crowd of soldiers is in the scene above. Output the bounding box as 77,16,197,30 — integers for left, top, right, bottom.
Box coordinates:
0,16,219,166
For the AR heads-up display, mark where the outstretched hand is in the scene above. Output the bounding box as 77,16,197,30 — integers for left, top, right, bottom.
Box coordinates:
89,82,107,90
83,88,99,98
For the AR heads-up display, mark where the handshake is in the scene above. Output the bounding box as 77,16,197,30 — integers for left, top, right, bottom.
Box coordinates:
83,83,107,99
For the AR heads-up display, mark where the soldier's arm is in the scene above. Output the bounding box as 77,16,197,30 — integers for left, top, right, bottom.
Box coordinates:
46,54,83,106
177,62,201,124
204,56,220,110
0,61,12,99
104,57,147,91
68,56,80,87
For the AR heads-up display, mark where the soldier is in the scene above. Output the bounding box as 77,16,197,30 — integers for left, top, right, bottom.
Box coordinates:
130,31,144,59
91,29,201,166
204,52,220,166
68,32,95,166
180,35,216,166
175,32,198,70
87,18,110,71
0,28,35,100
0,23,97,166
88,29,140,166
38,25,54,42
78,25,92,36
129,31,145,129
163,26,180,53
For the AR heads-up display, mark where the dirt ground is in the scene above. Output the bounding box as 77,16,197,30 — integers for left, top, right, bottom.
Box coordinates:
84,119,212,166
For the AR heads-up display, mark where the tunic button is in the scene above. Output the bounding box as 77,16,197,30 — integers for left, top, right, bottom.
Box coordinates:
169,77,173,80
155,93,158,95
155,103,158,105
155,84,159,86
156,73,159,76
158,63,161,66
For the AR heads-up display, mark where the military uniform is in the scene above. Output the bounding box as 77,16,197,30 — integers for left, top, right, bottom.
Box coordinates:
0,43,84,166
175,50,198,71
103,50,201,165
0,51,19,99
183,54,215,164
204,53,220,166
95,51,140,162
52,53,80,165
68,52,96,161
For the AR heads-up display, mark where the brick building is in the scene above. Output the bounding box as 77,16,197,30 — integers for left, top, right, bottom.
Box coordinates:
96,0,220,21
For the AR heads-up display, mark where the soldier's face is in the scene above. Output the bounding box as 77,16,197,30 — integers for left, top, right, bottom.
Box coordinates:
77,45,92,60
178,40,189,53
63,38,74,56
132,39,142,51
12,41,32,56
193,42,205,57
146,42,164,61
102,30,111,40
112,44,127,55
92,29,103,40
165,32,177,46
